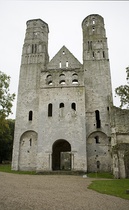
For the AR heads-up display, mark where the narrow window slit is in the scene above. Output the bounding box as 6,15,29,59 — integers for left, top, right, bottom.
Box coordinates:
59,61,62,68
95,110,101,128
48,103,52,117
29,111,33,121
29,138,32,146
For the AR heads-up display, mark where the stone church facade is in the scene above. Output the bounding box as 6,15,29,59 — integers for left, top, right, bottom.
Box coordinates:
12,14,129,178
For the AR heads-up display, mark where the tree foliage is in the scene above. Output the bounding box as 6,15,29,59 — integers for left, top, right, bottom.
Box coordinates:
115,67,129,108
0,71,15,117
0,71,15,163
0,119,15,163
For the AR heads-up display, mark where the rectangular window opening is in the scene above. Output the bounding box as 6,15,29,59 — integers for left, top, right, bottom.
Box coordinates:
48,104,52,117
29,138,32,146
59,61,62,68
103,51,105,58
66,61,68,68
93,51,95,59
29,111,33,121
95,110,101,128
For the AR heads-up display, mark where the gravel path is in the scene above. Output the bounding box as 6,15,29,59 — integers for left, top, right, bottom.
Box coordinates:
0,172,129,210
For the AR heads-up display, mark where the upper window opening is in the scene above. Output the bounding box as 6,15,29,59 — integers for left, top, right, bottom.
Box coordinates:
48,81,53,85
63,51,65,55
72,79,78,85
32,44,34,53
95,110,101,128
72,73,78,84
59,73,65,85
95,136,100,144
93,51,95,59
60,103,64,108
103,51,105,58
32,44,37,53
35,44,37,53
71,103,76,111
29,138,32,146
59,61,62,68
47,74,52,85
29,111,33,121
93,19,95,24
60,80,66,85
72,73,78,76
59,73,65,77
48,103,52,117
66,61,68,68
47,74,52,78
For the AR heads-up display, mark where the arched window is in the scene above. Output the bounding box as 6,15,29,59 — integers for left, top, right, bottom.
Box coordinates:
48,103,52,117
59,74,65,85
59,103,64,108
72,73,78,85
71,103,76,111
95,110,101,128
92,19,95,25
29,111,33,121
47,74,52,85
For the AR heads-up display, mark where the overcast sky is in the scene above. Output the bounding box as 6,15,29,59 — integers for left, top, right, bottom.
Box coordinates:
0,1,129,119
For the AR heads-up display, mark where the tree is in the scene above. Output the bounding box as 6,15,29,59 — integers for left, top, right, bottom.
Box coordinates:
0,71,15,163
115,67,129,108
0,71,15,116
0,119,15,163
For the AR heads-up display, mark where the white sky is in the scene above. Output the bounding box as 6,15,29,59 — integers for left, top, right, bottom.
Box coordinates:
0,0,129,119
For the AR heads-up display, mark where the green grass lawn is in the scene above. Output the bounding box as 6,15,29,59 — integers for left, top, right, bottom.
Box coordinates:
0,164,36,175
87,172,114,179
88,179,129,200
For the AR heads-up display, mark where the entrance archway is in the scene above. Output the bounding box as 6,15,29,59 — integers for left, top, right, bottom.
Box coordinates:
52,140,71,171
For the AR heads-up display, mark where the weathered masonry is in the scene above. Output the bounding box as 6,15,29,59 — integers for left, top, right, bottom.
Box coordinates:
12,14,129,178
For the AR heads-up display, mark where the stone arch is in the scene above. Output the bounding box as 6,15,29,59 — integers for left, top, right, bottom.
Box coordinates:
87,131,111,172
52,139,71,171
19,130,37,171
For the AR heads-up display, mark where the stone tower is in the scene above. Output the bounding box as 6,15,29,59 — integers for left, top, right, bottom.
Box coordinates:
12,19,49,170
12,14,113,173
82,14,112,172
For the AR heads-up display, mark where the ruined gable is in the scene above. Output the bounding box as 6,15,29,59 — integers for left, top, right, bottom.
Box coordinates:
47,46,82,70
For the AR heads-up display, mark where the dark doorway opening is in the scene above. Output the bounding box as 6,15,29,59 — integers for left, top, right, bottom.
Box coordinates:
52,140,71,171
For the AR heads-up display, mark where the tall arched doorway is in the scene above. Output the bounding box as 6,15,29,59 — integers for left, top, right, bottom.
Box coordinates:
52,140,71,171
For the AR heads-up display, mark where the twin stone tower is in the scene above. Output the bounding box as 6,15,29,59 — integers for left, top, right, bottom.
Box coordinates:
12,14,113,173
